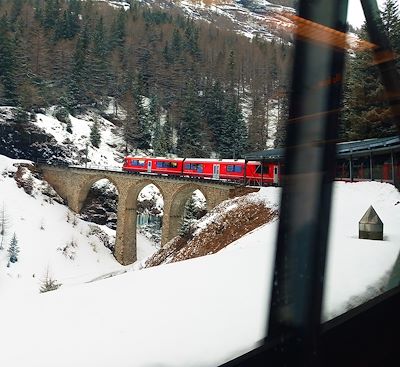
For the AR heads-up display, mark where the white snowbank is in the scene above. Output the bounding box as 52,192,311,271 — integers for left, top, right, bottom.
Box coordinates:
0,173,399,366
0,155,158,299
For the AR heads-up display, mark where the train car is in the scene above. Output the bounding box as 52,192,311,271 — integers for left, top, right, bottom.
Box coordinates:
245,161,280,186
122,157,184,175
182,158,246,182
123,156,281,186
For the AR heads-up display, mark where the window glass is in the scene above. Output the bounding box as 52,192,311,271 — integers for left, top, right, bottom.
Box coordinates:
132,160,145,167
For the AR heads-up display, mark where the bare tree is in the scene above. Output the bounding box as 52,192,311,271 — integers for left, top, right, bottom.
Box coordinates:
0,204,10,251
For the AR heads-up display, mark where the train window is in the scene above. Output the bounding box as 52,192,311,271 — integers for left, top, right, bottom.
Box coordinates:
184,163,203,171
227,165,242,173
255,164,269,175
132,160,145,167
156,161,178,169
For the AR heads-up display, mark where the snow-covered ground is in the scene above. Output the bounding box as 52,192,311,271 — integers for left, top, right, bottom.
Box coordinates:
0,159,399,366
0,155,158,300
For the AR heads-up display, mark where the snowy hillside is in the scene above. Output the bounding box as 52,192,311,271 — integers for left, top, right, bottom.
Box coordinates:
0,177,399,366
0,155,158,299
101,0,296,42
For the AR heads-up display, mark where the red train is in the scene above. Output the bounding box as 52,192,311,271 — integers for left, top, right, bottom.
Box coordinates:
122,156,280,186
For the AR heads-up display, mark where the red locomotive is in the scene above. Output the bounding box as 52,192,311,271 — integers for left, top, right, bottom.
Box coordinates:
122,156,280,186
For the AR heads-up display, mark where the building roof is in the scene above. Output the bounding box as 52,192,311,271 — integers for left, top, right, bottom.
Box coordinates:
244,136,400,161
359,206,383,225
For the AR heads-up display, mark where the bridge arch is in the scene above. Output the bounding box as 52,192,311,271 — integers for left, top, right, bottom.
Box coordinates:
74,174,122,213
162,183,209,244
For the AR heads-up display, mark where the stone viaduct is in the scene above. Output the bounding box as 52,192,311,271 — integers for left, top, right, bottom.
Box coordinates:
37,165,241,265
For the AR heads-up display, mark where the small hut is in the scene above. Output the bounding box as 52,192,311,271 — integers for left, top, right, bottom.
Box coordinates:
359,206,383,240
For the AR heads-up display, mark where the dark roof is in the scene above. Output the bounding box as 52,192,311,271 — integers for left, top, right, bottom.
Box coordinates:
359,205,383,225
336,136,400,156
244,136,400,161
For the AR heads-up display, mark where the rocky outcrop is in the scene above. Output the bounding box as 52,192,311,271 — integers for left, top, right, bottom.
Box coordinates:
0,108,75,164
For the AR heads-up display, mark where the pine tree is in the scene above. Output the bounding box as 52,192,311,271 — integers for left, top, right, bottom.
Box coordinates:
219,96,247,158
248,88,267,151
89,16,110,104
90,118,101,148
8,233,19,263
110,9,126,51
132,79,151,150
177,79,205,157
149,96,164,155
161,111,174,154
341,22,397,140
274,87,289,148
203,80,225,152
0,16,19,105
381,0,400,52
179,196,198,236
67,25,90,111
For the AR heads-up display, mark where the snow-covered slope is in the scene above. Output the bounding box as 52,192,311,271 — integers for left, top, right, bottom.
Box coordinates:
0,155,158,298
103,0,295,42
0,180,399,366
33,108,125,168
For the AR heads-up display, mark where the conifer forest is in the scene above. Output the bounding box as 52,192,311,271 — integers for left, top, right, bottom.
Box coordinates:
0,0,399,159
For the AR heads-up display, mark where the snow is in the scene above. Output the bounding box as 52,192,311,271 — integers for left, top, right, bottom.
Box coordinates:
0,155,159,299
34,109,124,169
0,151,399,366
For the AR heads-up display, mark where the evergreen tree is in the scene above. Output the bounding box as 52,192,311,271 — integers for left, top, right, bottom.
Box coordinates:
203,80,225,152
177,80,205,157
110,9,126,51
149,96,164,155
218,50,247,158
179,196,198,236
40,270,62,293
132,79,151,150
8,233,19,263
90,16,110,103
90,118,101,148
219,96,248,158
67,25,90,111
161,110,174,154
43,0,60,30
341,22,397,140
123,108,140,153
0,16,18,105
274,90,289,148
248,89,267,151
381,0,400,52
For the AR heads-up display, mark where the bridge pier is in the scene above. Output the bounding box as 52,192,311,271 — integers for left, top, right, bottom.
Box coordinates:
114,190,137,265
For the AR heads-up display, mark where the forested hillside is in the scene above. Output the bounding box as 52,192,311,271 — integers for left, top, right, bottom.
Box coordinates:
0,0,292,158
340,0,400,140
1,0,398,160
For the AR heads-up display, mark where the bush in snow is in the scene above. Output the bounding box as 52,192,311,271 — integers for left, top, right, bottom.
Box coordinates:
57,239,77,260
13,108,29,124
54,106,72,133
39,271,62,293
8,233,19,263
